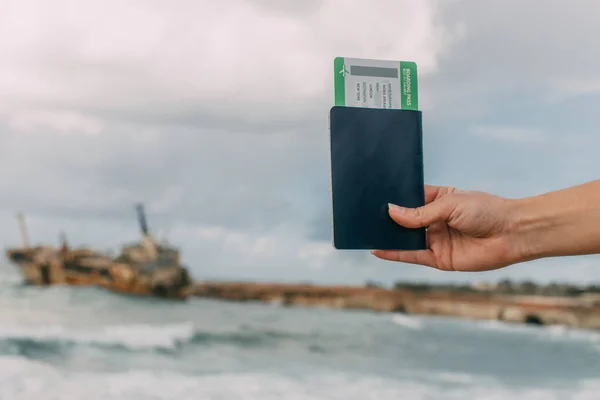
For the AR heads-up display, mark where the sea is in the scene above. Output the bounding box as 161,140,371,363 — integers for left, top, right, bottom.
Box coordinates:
0,266,598,400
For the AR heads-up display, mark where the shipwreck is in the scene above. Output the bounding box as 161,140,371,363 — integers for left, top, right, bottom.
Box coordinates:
4,204,193,300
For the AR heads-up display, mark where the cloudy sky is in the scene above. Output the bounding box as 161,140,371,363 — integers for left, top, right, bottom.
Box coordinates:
1,0,600,287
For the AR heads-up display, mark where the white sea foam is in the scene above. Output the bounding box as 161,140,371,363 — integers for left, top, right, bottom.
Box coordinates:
390,313,423,330
0,356,597,400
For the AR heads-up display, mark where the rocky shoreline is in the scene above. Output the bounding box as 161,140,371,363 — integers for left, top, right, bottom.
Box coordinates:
192,281,600,330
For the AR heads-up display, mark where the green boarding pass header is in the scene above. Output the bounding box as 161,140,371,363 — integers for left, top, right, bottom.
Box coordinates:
334,57,418,110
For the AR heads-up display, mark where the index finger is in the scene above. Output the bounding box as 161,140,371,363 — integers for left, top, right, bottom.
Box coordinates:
424,185,443,204
424,184,461,204
371,249,438,268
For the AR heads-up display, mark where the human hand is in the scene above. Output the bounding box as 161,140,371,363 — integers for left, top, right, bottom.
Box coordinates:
371,185,525,271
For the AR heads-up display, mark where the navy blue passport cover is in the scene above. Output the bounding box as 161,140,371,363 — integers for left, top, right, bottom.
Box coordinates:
329,106,426,250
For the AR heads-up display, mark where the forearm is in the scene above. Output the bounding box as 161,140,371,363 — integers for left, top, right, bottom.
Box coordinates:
510,179,600,261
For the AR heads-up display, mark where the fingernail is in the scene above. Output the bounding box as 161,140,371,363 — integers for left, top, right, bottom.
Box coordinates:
388,203,405,213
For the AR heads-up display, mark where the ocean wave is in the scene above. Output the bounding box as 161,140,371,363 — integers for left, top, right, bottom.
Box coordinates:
0,322,311,355
478,320,600,344
0,356,598,400
0,322,196,352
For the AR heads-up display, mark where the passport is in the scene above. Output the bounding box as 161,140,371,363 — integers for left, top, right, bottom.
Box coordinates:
328,106,426,250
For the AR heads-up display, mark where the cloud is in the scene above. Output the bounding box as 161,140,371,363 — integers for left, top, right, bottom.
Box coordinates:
420,0,600,116
0,0,453,134
7,110,103,136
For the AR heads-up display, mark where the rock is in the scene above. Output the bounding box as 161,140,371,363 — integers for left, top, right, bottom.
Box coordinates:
191,281,600,330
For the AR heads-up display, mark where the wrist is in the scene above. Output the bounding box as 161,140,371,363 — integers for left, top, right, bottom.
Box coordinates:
506,184,600,262
506,196,558,262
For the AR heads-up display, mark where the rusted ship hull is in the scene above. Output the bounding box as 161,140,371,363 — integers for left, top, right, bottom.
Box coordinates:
14,261,52,285
6,253,192,300
4,206,194,301
5,247,65,286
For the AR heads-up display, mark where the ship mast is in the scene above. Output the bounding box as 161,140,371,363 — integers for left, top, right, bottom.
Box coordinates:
59,231,69,257
136,203,158,260
16,213,30,250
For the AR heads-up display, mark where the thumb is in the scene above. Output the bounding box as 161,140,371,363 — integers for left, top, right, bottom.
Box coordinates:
388,199,454,228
